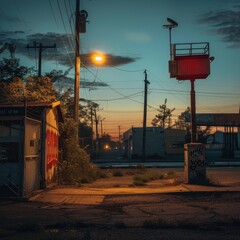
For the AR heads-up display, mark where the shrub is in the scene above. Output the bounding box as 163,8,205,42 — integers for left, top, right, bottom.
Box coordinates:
113,171,124,177
133,180,146,186
135,164,147,174
58,119,99,185
133,172,165,183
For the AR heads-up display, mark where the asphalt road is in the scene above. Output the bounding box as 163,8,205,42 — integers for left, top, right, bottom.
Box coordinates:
0,167,240,240
92,149,240,168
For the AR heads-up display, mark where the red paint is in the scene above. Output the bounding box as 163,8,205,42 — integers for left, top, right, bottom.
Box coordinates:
46,129,58,171
174,55,210,80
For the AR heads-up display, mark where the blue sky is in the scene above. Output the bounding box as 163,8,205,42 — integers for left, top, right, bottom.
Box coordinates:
0,0,239,138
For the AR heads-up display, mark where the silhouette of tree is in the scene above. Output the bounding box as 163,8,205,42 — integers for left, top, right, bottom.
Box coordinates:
175,107,212,143
0,58,56,102
175,106,191,132
0,58,32,82
151,98,175,128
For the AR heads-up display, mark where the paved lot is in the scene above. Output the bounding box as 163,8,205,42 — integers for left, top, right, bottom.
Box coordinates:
0,167,240,240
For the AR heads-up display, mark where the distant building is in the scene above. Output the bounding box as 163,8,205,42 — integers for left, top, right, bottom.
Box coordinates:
122,127,185,159
0,101,63,197
164,128,186,155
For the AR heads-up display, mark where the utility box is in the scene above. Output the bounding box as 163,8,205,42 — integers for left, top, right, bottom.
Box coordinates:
184,143,206,184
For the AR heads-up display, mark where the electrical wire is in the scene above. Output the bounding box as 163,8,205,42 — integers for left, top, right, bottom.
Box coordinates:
48,0,74,67
56,0,75,54
90,91,144,102
112,67,145,72
81,63,145,105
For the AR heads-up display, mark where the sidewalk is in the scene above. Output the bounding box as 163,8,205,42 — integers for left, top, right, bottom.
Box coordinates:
30,167,240,205
29,183,240,205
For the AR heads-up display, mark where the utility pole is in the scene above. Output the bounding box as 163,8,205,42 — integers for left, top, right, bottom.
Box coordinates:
94,109,99,154
26,42,56,77
118,125,121,150
100,118,105,136
74,0,80,124
90,106,94,150
74,0,88,133
142,70,150,159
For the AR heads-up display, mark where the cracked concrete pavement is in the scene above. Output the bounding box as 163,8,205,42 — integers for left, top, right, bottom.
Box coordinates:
0,167,240,239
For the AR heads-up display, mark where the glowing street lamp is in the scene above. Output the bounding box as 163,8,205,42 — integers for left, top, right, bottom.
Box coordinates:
91,51,106,65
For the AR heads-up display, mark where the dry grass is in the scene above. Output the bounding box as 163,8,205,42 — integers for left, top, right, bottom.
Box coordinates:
86,167,179,188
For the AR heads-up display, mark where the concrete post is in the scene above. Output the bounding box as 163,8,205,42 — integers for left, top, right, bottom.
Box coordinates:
184,143,206,184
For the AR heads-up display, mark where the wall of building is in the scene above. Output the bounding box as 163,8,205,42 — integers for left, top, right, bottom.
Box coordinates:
164,129,186,155
123,127,186,159
0,118,23,197
123,127,165,159
24,118,41,196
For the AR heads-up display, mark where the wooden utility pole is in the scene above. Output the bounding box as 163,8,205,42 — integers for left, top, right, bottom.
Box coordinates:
90,106,94,150
142,70,150,159
26,42,56,77
74,0,80,124
118,125,121,150
100,118,105,136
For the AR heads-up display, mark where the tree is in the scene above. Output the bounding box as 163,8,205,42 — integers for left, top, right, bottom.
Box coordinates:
25,76,57,102
0,58,56,103
175,107,212,143
0,76,57,103
0,77,25,102
175,106,191,132
57,88,74,118
0,58,32,82
151,98,175,128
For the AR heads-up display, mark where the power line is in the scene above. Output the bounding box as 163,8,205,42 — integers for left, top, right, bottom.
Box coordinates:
48,0,74,67
89,91,144,102
81,63,146,106
56,0,75,53
112,67,145,72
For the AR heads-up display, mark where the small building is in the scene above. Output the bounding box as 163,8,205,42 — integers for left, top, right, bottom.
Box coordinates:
123,127,186,159
123,127,165,159
0,101,63,197
164,128,186,155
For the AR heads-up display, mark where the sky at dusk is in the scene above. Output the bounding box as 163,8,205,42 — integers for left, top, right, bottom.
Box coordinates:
0,0,240,139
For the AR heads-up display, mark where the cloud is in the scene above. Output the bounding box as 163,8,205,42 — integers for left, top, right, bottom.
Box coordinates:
53,76,108,92
0,31,139,67
198,7,240,48
81,80,108,88
0,11,25,24
81,53,139,67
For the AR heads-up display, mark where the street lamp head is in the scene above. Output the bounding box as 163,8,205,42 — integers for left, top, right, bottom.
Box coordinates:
91,51,106,65
163,18,178,29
